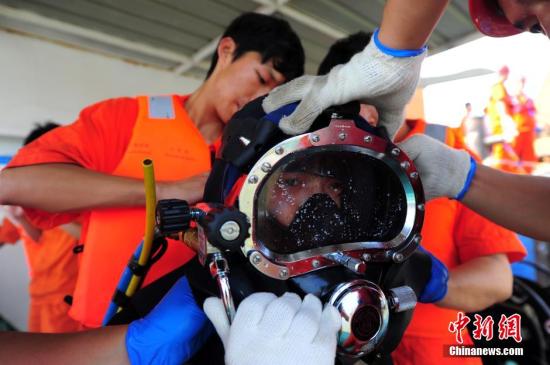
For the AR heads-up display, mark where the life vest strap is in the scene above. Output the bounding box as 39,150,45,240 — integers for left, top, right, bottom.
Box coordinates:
127,257,148,277
113,289,131,308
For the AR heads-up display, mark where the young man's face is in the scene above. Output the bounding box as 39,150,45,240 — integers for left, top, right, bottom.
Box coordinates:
497,0,550,36
213,50,286,123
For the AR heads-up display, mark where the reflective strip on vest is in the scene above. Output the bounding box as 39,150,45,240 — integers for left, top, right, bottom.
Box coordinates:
148,96,175,119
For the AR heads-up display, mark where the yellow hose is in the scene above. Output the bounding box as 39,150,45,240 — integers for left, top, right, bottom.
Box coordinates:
125,159,157,299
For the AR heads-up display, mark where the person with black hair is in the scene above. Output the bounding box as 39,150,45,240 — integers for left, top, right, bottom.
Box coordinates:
318,31,525,365
0,12,305,330
317,32,379,127
1,122,85,333
22,121,59,146
317,31,373,76
205,13,304,82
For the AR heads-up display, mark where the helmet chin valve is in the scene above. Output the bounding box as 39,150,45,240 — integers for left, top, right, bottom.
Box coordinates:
329,280,418,358
329,280,390,357
388,286,417,313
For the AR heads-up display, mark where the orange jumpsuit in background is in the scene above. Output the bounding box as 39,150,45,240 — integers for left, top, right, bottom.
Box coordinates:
0,218,83,332
391,120,526,365
512,93,537,173
485,81,523,173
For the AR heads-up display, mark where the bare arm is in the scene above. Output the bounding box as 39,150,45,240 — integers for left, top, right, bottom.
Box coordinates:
0,326,129,365
463,165,550,241
0,277,213,365
437,254,513,313
0,164,208,213
379,0,450,49
3,206,41,242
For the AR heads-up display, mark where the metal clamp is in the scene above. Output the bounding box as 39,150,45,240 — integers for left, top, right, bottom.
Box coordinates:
209,253,236,323
325,252,366,274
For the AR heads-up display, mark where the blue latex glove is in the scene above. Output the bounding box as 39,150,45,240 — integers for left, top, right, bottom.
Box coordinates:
126,277,213,365
418,246,449,303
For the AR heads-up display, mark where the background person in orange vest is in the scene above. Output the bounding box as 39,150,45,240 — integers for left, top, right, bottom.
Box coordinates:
0,122,83,333
392,119,526,365
394,0,550,243
0,12,305,328
318,32,527,365
511,76,538,173
1,207,83,333
483,66,524,173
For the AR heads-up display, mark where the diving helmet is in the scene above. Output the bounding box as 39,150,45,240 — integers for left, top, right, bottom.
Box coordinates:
154,97,431,361
110,97,432,363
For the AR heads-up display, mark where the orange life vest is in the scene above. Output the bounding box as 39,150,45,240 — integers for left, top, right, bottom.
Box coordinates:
392,119,525,365
513,94,536,133
69,95,211,327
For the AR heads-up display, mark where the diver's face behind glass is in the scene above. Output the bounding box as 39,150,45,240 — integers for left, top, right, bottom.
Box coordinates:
267,171,344,227
255,146,413,256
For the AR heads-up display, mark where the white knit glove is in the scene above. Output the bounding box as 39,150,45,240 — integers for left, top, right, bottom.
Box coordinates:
262,31,426,138
398,134,474,201
203,292,341,365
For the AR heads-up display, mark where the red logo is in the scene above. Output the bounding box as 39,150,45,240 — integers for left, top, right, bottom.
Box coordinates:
448,312,522,343
472,314,494,341
448,312,471,344
498,314,522,343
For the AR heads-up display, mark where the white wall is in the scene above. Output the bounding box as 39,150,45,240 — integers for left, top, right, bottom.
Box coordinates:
0,136,23,156
0,29,202,139
0,30,202,329
0,239,29,330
